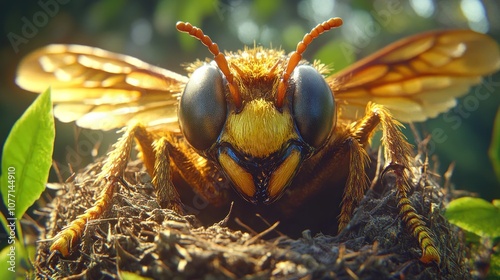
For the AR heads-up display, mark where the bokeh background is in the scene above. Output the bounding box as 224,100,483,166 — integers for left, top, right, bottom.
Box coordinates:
1,0,500,224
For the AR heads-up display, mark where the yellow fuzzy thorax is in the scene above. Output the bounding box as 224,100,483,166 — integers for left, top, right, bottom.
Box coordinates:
220,98,297,158
187,47,288,101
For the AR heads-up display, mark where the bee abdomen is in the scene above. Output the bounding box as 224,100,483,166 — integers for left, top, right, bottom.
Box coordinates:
398,196,440,263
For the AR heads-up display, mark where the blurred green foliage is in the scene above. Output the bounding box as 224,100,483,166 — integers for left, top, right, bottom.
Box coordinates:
490,108,500,182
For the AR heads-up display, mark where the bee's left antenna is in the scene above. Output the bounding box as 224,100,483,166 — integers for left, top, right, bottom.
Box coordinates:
176,22,242,109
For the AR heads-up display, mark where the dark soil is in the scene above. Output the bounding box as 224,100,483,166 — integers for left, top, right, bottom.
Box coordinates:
31,156,469,279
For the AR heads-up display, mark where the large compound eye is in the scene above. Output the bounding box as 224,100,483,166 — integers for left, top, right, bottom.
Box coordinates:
179,65,227,151
292,65,335,148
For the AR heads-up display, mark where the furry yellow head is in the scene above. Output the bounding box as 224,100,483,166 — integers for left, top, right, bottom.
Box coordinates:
177,20,338,204
212,48,305,204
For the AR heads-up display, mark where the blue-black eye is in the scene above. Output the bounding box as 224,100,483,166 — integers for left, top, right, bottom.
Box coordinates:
178,64,227,151
291,65,336,149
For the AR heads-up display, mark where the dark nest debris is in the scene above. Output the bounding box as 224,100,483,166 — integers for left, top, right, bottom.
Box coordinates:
31,155,469,279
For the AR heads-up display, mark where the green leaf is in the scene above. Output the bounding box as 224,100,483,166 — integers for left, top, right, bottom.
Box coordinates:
445,197,500,238
0,212,8,238
1,88,54,220
0,239,24,279
489,108,500,182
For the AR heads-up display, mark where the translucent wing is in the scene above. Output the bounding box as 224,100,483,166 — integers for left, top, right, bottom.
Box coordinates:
16,44,189,131
328,30,500,123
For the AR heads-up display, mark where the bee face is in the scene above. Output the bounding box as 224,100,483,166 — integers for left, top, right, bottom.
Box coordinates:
178,49,336,204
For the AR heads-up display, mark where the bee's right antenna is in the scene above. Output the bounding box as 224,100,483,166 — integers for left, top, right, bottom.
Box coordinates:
276,17,343,108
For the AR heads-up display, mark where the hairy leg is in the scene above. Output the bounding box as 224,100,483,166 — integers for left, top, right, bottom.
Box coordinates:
341,102,440,263
50,124,147,256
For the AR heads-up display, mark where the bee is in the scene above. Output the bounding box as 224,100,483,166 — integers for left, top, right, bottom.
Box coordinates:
16,17,500,264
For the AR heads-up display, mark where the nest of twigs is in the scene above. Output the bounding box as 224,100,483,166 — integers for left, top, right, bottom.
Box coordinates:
30,153,469,279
